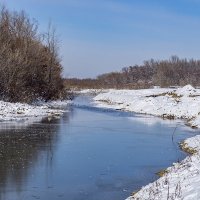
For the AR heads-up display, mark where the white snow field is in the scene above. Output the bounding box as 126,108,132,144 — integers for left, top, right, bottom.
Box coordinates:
93,85,200,200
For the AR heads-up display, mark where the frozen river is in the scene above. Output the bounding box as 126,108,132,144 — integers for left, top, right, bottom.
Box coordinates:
0,95,197,200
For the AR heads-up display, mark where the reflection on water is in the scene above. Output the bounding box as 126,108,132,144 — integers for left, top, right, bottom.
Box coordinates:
0,114,71,200
0,96,198,200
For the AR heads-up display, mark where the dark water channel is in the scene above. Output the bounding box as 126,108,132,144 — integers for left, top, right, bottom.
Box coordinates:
0,95,198,200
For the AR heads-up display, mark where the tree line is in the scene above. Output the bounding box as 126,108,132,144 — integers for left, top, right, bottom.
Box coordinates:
65,56,200,89
0,6,66,102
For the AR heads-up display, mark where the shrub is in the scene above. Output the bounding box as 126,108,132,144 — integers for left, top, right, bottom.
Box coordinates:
0,6,65,102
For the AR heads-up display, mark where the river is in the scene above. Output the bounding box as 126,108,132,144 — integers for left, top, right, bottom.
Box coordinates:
0,95,197,200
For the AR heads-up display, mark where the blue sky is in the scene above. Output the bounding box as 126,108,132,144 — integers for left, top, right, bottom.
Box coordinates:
2,0,200,78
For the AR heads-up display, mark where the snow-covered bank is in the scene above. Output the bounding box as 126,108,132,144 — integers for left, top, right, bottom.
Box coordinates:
0,100,70,122
76,89,109,95
126,135,200,200
93,85,200,200
94,85,200,128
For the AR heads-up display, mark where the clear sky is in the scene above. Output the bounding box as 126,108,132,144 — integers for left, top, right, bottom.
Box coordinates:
2,0,200,78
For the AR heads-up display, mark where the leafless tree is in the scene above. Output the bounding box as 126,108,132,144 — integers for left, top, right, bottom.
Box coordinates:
0,6,65,102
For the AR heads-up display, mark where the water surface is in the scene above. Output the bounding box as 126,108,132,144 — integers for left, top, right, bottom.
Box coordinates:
0,95,197,200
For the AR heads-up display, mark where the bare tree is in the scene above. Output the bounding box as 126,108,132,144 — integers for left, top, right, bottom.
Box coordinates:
0,5,65,102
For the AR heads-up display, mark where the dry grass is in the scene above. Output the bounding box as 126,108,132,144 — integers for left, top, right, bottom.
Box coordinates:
146,92,182,104
189,94,200,97
156,169,169,177
162,114,175,120
179,142,198,155
146,92,168,98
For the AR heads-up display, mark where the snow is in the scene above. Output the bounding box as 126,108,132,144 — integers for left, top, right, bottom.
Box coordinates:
93,85,200,200
176,85,197,96
125,135,200,200
78,89,109,95
0,100,70,122
94,85,200,127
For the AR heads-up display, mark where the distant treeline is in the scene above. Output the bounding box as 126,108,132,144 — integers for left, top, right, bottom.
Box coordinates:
0,6,66,102
65,56,200,89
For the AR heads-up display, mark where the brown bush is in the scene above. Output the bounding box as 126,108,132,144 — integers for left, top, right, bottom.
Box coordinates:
0,6,65,102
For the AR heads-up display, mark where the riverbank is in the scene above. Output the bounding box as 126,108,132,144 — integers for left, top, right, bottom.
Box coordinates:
0,100,70,122
93,85,200,200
